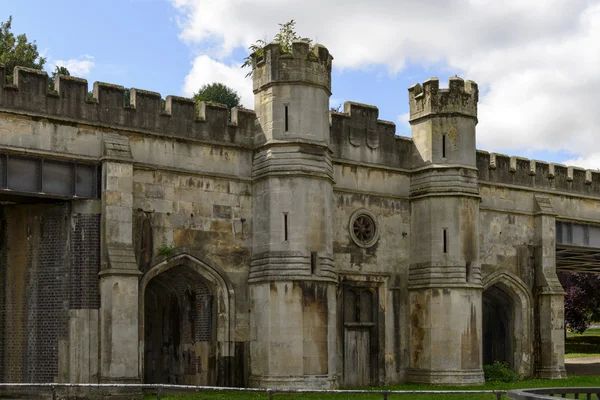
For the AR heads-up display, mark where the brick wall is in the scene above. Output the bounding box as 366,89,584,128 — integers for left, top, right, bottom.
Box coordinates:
27,205,70,382
0,203,100,383
180,280,212,344
70,214,101,309
0,208,6,382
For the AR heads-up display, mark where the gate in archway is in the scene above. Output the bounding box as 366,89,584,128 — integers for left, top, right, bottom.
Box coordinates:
481,272,533,377
143,265,215,385
139,252,235,387
483,285,513,366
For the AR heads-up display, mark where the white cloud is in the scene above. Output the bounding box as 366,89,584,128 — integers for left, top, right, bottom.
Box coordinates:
52,55,95,77
563,154,600,170
182,56,253,108
397,112,410,132
170,0,600,167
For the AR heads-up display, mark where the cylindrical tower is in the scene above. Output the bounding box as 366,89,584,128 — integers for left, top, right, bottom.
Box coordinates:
407,77,484,384
248,41,338,389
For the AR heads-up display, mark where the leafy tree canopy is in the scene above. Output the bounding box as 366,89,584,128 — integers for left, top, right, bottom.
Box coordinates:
558,271,600,333
193,82,241,110
0,16,46,83
242,19,310,77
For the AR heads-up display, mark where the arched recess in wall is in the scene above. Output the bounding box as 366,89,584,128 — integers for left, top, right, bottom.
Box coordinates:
138,249,235,386
482,270,533,378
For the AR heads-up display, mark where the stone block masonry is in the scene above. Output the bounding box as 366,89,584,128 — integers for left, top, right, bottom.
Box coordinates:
0,39,583,394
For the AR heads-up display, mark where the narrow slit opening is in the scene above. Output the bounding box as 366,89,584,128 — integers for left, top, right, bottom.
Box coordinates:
443,229,448,253
442,134,446,158
284,105,289,132
311,252,318,274
284,213,288,241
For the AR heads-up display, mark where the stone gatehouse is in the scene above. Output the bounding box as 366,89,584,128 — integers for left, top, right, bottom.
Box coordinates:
0,40,583,392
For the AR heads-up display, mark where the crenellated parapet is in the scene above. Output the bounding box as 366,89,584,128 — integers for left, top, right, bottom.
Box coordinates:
408,77,478,122
0,65,257,148
250,41,333,94
477,151,600,196
330,101,413,169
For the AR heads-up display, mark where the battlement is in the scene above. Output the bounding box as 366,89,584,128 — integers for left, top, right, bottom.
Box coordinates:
408,77,478,122
0,65,257,148
330,101,413,169
477,151,600,197
4,64,599,200
251,41,333,94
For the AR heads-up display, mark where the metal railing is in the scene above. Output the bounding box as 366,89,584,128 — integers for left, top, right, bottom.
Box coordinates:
0,383,508,399
507,387,600,399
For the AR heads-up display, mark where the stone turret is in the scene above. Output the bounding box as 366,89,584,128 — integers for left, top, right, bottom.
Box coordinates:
407,77,484,384
408,77,479,168
251,41,332,144
248,42,338,389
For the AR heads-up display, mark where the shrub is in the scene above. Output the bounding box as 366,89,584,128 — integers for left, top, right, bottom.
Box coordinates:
483,361,519,382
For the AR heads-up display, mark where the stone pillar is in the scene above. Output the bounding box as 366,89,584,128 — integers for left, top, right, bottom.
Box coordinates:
533,194,567,379
248,42,338,389
99,134,142,385
407,77,484,385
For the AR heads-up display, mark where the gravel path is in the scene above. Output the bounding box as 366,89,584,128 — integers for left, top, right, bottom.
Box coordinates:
565,356,600,376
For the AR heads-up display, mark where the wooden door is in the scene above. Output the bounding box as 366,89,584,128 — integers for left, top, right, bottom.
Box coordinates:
343,287,377,387
344,327,371,386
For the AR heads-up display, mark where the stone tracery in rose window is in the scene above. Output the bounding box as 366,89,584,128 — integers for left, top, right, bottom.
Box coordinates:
349,209,379,248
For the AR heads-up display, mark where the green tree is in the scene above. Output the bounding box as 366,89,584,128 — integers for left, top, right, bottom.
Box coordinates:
49,65,70,90
193,82,241,111
241,19,310,77
0,16,46,83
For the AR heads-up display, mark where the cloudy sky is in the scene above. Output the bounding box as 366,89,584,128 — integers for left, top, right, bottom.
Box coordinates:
4,0,600,168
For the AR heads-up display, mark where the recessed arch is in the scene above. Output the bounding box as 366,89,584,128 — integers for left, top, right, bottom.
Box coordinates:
138,249,235,386
482,270,533,377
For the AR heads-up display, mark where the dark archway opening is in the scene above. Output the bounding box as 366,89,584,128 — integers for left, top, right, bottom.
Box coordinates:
483,285,514,367
144,265,215,385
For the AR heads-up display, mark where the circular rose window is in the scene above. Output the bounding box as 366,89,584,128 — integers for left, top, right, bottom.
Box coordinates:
349,209,379,248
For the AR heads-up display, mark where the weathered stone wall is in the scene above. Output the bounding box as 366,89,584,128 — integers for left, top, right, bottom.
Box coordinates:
330,102,412,170
477,151,600,197
0,66,256,148
132,166,253,341
329,100,414,390
332,158,411,383
0,54,591,390
478,184,574,378
480,191,536,286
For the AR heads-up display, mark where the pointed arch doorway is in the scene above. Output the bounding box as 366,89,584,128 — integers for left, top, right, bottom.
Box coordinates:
482,271,533,378
139,251,235,386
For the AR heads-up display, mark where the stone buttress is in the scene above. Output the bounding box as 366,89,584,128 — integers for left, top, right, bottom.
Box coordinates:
407,77,484,384
533,194,567,378
248,41,338,389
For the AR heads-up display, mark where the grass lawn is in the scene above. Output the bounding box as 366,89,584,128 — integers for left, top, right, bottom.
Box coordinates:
566,327,600,358
143,376,600,400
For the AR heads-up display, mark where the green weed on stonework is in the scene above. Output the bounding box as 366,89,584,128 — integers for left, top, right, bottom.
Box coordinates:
483,361,519,383
157,244,175,257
